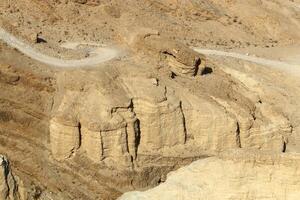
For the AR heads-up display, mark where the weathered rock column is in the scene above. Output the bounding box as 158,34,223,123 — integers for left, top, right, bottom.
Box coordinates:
49,117,81,161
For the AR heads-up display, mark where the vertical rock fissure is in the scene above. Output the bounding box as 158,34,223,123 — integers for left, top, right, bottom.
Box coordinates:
78,122,82,149
125,125,131,161
179,101,188,143
65,122,82,159
99,131,104,160
129,99,141,159
282,141,287,153
10,169,19,200
236,122,242,148
2,158,10,199
134,119,141,157
1,156,19,200
193,58,201,76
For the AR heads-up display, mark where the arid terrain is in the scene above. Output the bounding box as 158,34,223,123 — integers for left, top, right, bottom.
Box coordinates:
0,0,300,199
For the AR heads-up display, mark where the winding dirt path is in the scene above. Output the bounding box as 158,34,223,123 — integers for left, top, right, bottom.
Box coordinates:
1,27,299,72
194,48,300,74
0,28,121,67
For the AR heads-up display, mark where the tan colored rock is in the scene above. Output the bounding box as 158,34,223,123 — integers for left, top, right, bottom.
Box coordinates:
181,94,239,151
119,150,300,200
241,103,291,152
49,74,138,167
49,118,80,160
81,127,103,163
134,98,186,152
48,62,292,170
121,76,186,153
1,0,300,197
123,28,206,77
0,155,21,200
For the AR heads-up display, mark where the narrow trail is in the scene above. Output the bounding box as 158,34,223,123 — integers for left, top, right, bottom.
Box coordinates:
0,28,121,67
1,27,299,72
194,48,300,75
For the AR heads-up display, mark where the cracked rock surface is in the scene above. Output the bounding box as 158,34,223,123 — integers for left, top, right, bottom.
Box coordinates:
0,155,21,200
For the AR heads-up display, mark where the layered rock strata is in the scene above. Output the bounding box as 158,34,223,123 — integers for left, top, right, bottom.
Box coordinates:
49,62,292,170
123,28,206,77
119,150,300,200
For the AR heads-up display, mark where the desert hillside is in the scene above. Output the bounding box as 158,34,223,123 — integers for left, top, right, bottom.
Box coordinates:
0,0,300,199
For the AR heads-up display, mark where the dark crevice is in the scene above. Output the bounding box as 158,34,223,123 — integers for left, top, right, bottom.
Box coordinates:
129,99,141,160
179,101,188,143
134,119,141,157
1,157,19,199
193,58,201,76
99,131,104,160
290,124,294,133
252,112,256,121
78,122,82,149
124,124,132,162
171,72,177,79
162,50,176,59
258,99,262,104
236,122,241,148
32,186,43,199
201,67,213,75
282,141,287,153
2,158,10,198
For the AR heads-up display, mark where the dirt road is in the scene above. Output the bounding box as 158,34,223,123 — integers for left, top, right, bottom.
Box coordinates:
1,27,299,72
194,48,300,75
0,28,120,67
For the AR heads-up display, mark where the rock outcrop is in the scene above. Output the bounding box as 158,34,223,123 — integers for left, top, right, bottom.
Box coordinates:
1,37,295,199
50,85,136,167
123,28,206,77
48,57,292,171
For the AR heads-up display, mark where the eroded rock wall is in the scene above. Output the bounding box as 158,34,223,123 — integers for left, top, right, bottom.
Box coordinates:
48,57,292,171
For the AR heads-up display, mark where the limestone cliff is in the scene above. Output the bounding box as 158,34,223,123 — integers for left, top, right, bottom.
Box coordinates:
48,39,292,171
0,33,295,199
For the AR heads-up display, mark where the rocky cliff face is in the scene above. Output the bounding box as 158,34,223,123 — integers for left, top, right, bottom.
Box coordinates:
0,29,295,198
48,33,292,171
1,0,299,198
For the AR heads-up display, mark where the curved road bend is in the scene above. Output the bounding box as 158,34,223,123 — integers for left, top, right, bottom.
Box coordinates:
0,27,120,67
